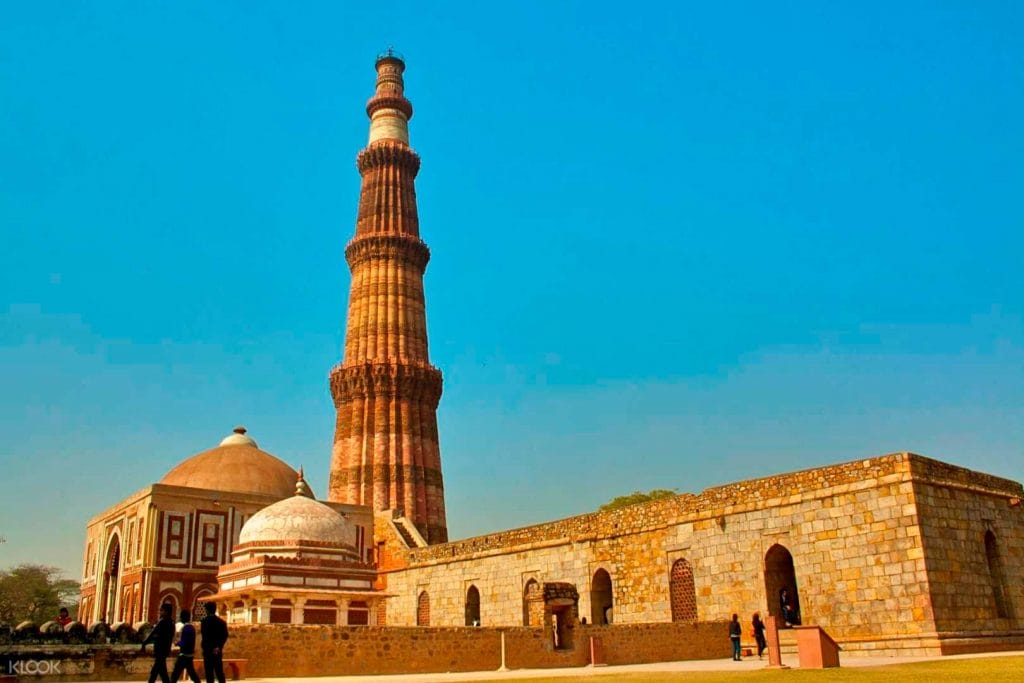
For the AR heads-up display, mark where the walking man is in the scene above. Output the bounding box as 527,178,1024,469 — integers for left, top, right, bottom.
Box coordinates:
169,609,200,683
200,602,228,683
140,603,175,683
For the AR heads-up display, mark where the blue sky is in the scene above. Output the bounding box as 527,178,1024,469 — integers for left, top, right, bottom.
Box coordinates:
2,1,1022,578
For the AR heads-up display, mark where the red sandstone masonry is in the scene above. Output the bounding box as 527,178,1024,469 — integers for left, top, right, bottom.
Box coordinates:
225,622,728,676
0,623,728,680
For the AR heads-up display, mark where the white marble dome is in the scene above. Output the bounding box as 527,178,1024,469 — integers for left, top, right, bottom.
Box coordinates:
238,476,355,548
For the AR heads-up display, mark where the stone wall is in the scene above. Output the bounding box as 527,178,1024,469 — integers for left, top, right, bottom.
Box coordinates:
224,622,727,676
380,453,1024,655
1,623,727,680
0,645,155,682
909,456,1024,638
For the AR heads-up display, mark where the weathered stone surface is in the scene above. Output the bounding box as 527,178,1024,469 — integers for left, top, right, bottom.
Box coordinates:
379,453,1024,655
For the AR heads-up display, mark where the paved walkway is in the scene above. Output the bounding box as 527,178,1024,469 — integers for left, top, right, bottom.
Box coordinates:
107,650,1020,683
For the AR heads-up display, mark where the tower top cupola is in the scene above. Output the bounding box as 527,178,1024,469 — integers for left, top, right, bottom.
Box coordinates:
367,48,413,145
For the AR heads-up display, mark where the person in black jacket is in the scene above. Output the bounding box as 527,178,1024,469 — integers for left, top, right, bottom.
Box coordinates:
169,609,200,683
729,613,742,661
752,612,767,659
200,602,228,683
140,603,175,683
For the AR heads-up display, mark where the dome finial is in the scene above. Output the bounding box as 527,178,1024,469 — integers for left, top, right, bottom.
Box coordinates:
219,426,258,448
296,467,312,498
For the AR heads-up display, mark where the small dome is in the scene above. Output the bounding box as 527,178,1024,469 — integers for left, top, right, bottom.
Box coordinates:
160,428,297,499
239,473,354,547
219,427,258,447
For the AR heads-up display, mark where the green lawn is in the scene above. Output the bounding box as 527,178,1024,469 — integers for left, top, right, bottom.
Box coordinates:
464,655,1024,682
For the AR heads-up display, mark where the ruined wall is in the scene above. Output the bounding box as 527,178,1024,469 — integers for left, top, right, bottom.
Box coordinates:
909,456,1024,638
384,453,960,654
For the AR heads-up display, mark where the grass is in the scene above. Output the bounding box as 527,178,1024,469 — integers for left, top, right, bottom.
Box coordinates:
463,655,1024,682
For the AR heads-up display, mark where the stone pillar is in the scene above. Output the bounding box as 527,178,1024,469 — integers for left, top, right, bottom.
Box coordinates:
338,599,349,626
256,599,272,624
328,52,448,544
293,598,306,624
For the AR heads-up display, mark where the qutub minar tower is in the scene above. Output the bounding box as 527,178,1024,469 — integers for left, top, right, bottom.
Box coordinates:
327,52,448,544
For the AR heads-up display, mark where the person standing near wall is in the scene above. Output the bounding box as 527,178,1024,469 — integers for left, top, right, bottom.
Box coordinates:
140,603,174,683
752,612,767,659
200,603,228,683
729,614,743,661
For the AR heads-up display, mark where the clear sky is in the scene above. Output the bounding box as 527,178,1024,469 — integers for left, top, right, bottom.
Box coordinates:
2,1,1022,579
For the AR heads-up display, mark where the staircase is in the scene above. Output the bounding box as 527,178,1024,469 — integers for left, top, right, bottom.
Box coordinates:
391,516,427,549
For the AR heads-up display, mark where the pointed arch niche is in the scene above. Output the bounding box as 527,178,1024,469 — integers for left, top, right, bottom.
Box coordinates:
669,558,698,622
464,585,481,626
416,590,430,626
590,569,613,625
100,534,122,624
764,543,801,624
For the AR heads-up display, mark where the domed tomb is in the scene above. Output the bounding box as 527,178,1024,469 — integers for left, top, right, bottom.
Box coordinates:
160,427,298,499
232,472,359,561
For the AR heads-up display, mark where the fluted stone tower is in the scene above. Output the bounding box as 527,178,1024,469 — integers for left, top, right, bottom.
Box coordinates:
328,53,447,544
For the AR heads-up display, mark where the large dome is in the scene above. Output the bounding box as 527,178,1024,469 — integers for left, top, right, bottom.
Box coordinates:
238,477,355,548
160,427,298,499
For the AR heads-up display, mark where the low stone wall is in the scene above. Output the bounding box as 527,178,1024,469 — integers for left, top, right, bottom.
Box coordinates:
227,622,728,676
0,645,150,681
0,622,728,680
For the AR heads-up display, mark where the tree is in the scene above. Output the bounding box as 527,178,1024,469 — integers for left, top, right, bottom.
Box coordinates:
599,488,677,511
0,564,79,625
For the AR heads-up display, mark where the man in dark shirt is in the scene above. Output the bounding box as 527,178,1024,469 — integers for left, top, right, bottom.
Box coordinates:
140,603,175,683
199,602,228,683
169,609,200,683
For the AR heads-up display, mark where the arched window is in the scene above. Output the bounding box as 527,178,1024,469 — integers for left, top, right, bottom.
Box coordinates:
764,544,802,625
670,558,697,622
416,590,430,626
590,569,613,625
985,531,1010,619
192,588,215,622
523,579,541,626
465,585,481,626
158,592,179,619
101,535,122,624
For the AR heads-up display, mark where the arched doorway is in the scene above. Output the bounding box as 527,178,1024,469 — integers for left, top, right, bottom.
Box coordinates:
670,558,698,622
465,585,481,626
985,531,1010,619
590,569,613,625
416,591,430,626
100,535,121,623
523,579,541,626
764,544,801,625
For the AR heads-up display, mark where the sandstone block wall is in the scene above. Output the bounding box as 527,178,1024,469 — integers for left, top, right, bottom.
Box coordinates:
217,622,725,676
909,456,1024,637
380,453,1023,654
0,623,727,680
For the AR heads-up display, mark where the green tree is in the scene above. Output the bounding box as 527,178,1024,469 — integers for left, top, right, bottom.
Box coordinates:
599,488,677,511
0,564,79,625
